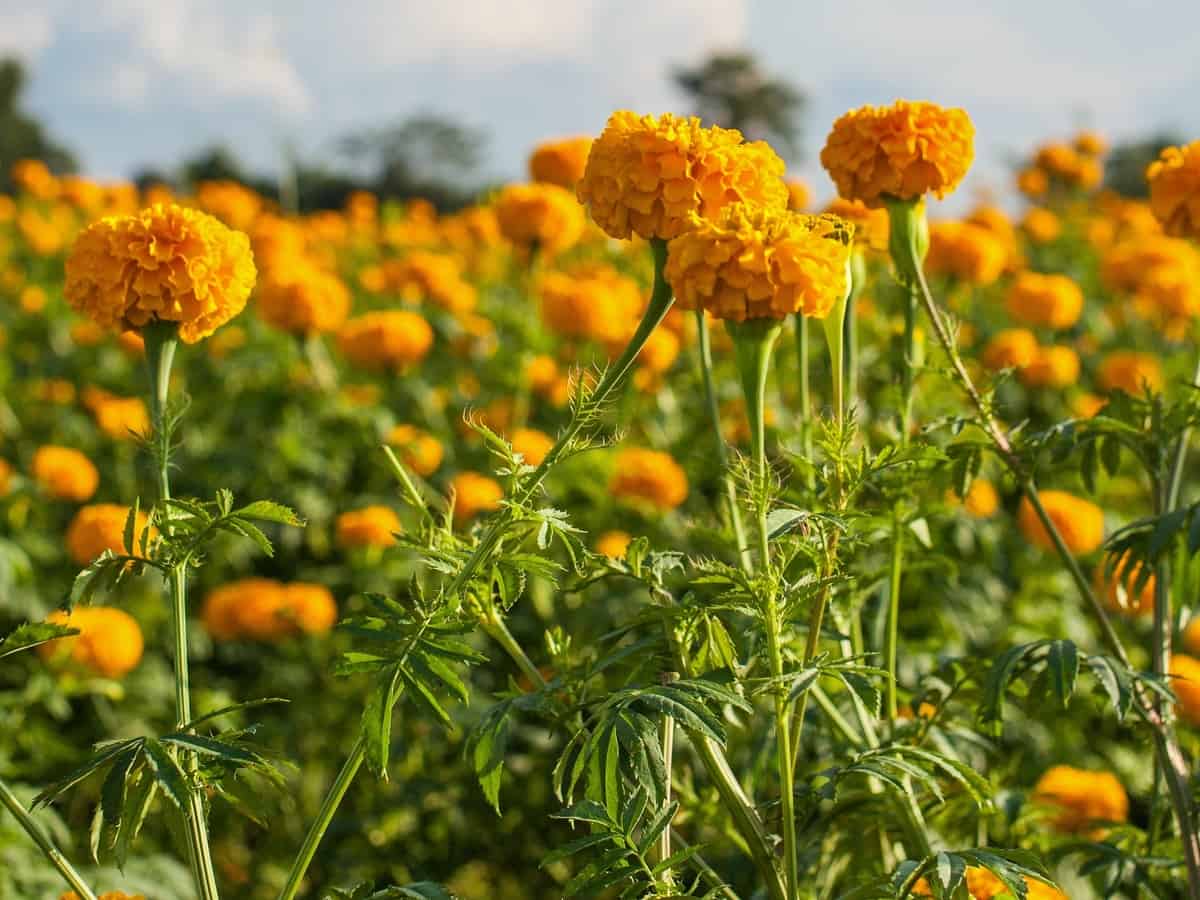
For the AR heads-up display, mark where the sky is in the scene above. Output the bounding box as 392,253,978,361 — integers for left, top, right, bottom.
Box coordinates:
3,0,1199,211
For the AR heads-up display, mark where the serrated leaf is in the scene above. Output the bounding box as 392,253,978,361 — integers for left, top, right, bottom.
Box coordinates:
233,500,305,526
0,621,78,659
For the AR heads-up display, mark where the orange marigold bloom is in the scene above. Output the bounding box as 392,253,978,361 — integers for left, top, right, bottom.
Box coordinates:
494,183,585,255
1074,392,1107,418
925,221,1007,285
948,478,999,518
1075,131,1107,157
596,530,633,559
64,203,257,343
665,205,851,322
525,354,561,396
0,459,12,497
785,179,810,211
1093,551,1155,618
1020,345,1081,389
257,261,351,335
193,179,262,231
510,428,554,466
66,504,155,565
1017,490,1104,555
202,579,334,641
820,100,974,207
1022,207,1062,244
609,448,688,511
32,446,99,502
338,310,434,370
33,378,77,405
282,583,338,635
635,327,681,375
576,110,788,241
1033,765,1129,832
538,266,644,343
336,505,402,549
91,394,151,441
1035,142,1102,188
823,198,889,251
980,328,1038,371
1173,654,1200,726
915,867,1065,900
1017,167,1049,198
40,607,144,678
450,471,504,525
386,424,444,477
1097,351,1163,396
1146,140,1200,239
1101,235,1200,293
1005,272,1084,330
529,136,593,188
12,158,58,198
380,252,477,313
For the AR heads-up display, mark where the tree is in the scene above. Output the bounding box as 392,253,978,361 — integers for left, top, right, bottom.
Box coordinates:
0,57,76,191
1105,132,1183,198
672,51,805,160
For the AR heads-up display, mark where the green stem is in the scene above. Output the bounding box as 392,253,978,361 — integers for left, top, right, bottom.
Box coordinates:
696,311,751,570
481,612,546,689
886,512,904,722
0,778,97,900
794,314,816,489
658,685,676,871
143,322,221,900
275,738,367,900
303,332,338,393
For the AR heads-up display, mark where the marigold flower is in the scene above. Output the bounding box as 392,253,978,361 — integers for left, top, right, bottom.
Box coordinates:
1033,764,1128,833
1020,345,1081,389
20,285,47,312
64,203,257,343
538,266,644,343
1021,208,1062,244
1035,142,1102,188
576,111,788,241
40,607,144,678
1017,490,1104,555
665,205,851,322
12,158,58,198
379,252,477,313
1005,272,1084,330
202,579,335,641
336,505,402,549
634,327,681,375
450,471,504,525
1146,141,1200,239
948,478,999,518
925,221,1007,285
387,424,444,477
0,459,12,497
1097,351,1163,395
1172,654,1200,726
525,354,561,396
34,378,77,405
980,328,1038,371
596,530,633,559
529,136,593,188
494,183,585,255
1074,392,1107,418
511,428,554,466
193,179,262,231
609,448,688,511
820,100,974,207
32,446,99,502
283,583,338,635
915,867,1065,900
66,504,155,565
1017,167,1049,198
91,394,151,441
1093,551,1155,618
1074,131,1107,157
338,310,434,370
785,179,810,211
823,198,889,251
257,261,351,335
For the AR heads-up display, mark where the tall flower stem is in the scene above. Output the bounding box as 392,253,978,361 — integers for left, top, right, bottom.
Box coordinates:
794,314,816,488
696,311,751,569
900,246,1200,900
731,319,798,899
0,778,97,900
143,322,221,900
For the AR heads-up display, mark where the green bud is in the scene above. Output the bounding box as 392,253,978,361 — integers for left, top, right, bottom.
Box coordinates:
884,197,929,286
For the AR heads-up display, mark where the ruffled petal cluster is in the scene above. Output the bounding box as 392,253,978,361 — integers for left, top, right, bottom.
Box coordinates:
609,447,688,511
66,503,156,565
529,136,593,188
257,260,351,335
538,264,645,343
576,111,788,241
1032,765,1128,832
820,100,974,206
1019,345,1080,389
40,607,144,678
1017,490,1104,555
450,471,504,525
64,203,257,343
1097,350,1163,395
203,578,337,640
338,310,433,370
376,252,477,313
1004,271,1084,330
980,328,1038,371
925,221,1007,285
387,424,444,477
665,205,852,322
1147,140,1200,239
32,445,99,502
336,505,402,548
494,183,585,255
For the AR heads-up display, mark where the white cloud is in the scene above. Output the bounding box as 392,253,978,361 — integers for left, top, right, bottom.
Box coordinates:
0,8,58,61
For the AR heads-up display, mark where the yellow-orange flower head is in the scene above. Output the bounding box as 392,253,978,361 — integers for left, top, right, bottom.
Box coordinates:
1097,351,1164,396
665,205,852,322
925,221,1007,285
596,530,633,559
1033,765,1129,832
40,607,144,678
576,111,788,241
823,198,889,251
450,471,504,525
820,100,974,207
64,203,257,343
538,265,645,344
947,479,999,518
32,446,99,502
1020,345,1081,389
1171,654,1200,726
386,424,444,477
494,183,585,256
1005,271,1084,330
1146,141,1200,239
338,311,434,371
1017,490,1104,555
980,328,1038,372
529,136,594,189
379,252,477,314
511,428,554,466
1093,551,1155,618
66,504,156,566
202,578,337,641
336,505,402,549
609,448,689,511
257,261,351,335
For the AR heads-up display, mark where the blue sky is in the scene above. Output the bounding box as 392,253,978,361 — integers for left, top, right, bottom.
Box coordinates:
4,0,1198,210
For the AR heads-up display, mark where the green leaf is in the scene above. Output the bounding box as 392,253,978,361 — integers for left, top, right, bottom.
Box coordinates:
1045,640,1079,709
142,741,191,812
160,734,264,767
233,500,305,526
362,668,403,779
0,621,78,659
114,772,156,868
766,507,809,540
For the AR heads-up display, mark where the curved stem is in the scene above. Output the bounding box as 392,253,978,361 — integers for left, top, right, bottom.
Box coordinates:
143,323,222,900
275,738,366,900
0,778,97,900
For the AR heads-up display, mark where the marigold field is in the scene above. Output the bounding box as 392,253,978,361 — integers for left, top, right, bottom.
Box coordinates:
5,105,1200,900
